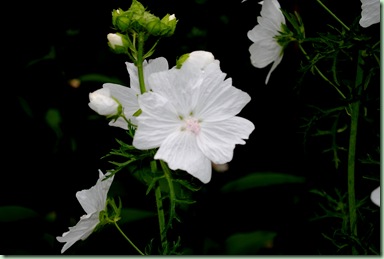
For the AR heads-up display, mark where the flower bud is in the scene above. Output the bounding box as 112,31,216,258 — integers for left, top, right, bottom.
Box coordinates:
107,33,129,54
176,50,215,70
111,0,177,37
89,88,119,116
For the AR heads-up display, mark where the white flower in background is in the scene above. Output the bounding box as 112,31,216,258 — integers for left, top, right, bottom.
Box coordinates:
89,57,169,129
247,0,285,84
133,51,255,184
370,186,380,206
56,170,114,254
359,0,380,28
89,88,119,116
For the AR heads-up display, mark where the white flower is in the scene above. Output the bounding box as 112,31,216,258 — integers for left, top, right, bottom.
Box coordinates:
91,57,169,129
169,14,176,21
184,50,215,71
107,33,124,49
133,53,255,184
56,170,114,254
359,0,380,28
247,0,285,84
88,88,119,116
371,186,380,206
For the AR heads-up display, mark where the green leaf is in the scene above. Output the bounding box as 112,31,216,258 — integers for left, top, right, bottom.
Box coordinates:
221,172,305,193
119,208,155,224
0,206,38,222
225,231,277,254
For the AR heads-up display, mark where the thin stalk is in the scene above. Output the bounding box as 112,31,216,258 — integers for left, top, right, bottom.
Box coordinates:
151,160,168,253
136,32,147,94
347,50,364,255
298,44,347,99
159,160,177,231
316,0,350,31
114,221,145,255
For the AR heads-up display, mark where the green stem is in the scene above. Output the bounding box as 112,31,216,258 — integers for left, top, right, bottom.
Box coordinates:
151,160,168,253
347,50,364,255
298,44,347,99
114,221,145,255
136,32,147,94
159,160,177,231
316,0,350,31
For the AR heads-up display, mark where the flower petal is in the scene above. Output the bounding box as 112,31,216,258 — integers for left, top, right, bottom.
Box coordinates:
56,212,100,253
133,92,182,150
197,117,255,164
155,131,212,183
370,186,380,206
359,0,380,27
76,170,114,215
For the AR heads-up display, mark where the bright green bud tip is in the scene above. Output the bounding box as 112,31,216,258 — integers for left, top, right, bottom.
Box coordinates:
176,53,190,69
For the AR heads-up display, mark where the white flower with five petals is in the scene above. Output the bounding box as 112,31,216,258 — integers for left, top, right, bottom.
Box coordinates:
89,57,169,129
56,170,114,253
132,51,255,183
359,0,380,28
247,0,285,84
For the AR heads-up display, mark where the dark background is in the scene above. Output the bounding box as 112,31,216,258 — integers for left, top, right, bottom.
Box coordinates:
2,0,380,255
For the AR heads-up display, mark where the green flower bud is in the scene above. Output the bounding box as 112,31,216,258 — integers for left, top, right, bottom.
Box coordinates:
111,0,177,37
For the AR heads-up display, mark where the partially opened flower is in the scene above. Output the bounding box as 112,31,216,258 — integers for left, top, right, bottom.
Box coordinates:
133,51,255,183
359,0,380,28
89,57,169,129
89,88,119,116
370,186,380,206
56,170,114,253
247,0,286,84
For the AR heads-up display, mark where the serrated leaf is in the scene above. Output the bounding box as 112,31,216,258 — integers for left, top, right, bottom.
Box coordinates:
221,172,305,193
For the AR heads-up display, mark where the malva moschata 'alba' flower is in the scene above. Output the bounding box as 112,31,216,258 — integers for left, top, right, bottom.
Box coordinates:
132,51,255,184
89,57,169,129
247,0,285,85
56,170,114,253
359,0,380,28
107,33,123,49
370,186,380,206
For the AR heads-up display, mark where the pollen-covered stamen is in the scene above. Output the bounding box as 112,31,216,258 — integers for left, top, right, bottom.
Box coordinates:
185,117,201,134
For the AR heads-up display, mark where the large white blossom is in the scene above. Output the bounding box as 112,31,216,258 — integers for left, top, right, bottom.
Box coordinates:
132,51,255,184
56,170,114,254
359,0,380,28
89,57,169,129
247,0,285,85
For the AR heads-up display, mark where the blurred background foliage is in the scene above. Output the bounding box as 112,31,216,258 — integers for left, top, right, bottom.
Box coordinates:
2,0,380,255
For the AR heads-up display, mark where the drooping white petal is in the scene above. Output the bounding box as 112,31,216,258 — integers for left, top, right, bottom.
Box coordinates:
56,170,114,253
133,92,182,150
76,170,114,215
359,0,380,28
154,131,212,183
247,0,285,84
197,117,255,164
56,213,100,253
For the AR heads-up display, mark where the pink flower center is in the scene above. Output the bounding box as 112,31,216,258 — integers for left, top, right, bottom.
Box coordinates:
185,117,200,134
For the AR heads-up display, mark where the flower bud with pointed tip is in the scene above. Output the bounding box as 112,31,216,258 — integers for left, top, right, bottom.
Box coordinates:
107,33,130,54
89,88,119,116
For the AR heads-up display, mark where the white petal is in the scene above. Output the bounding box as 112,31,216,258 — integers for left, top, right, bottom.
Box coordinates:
260,0,285,27
133,92,182,150
56,212,100,253
249,41,280,68
126,57,169,93
265,51,284,84
197,117,255,164
371,186,380,206
76,170,114,215
193,69,252,121
103,83,139,117
359,0,380,27
155,131,212,183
